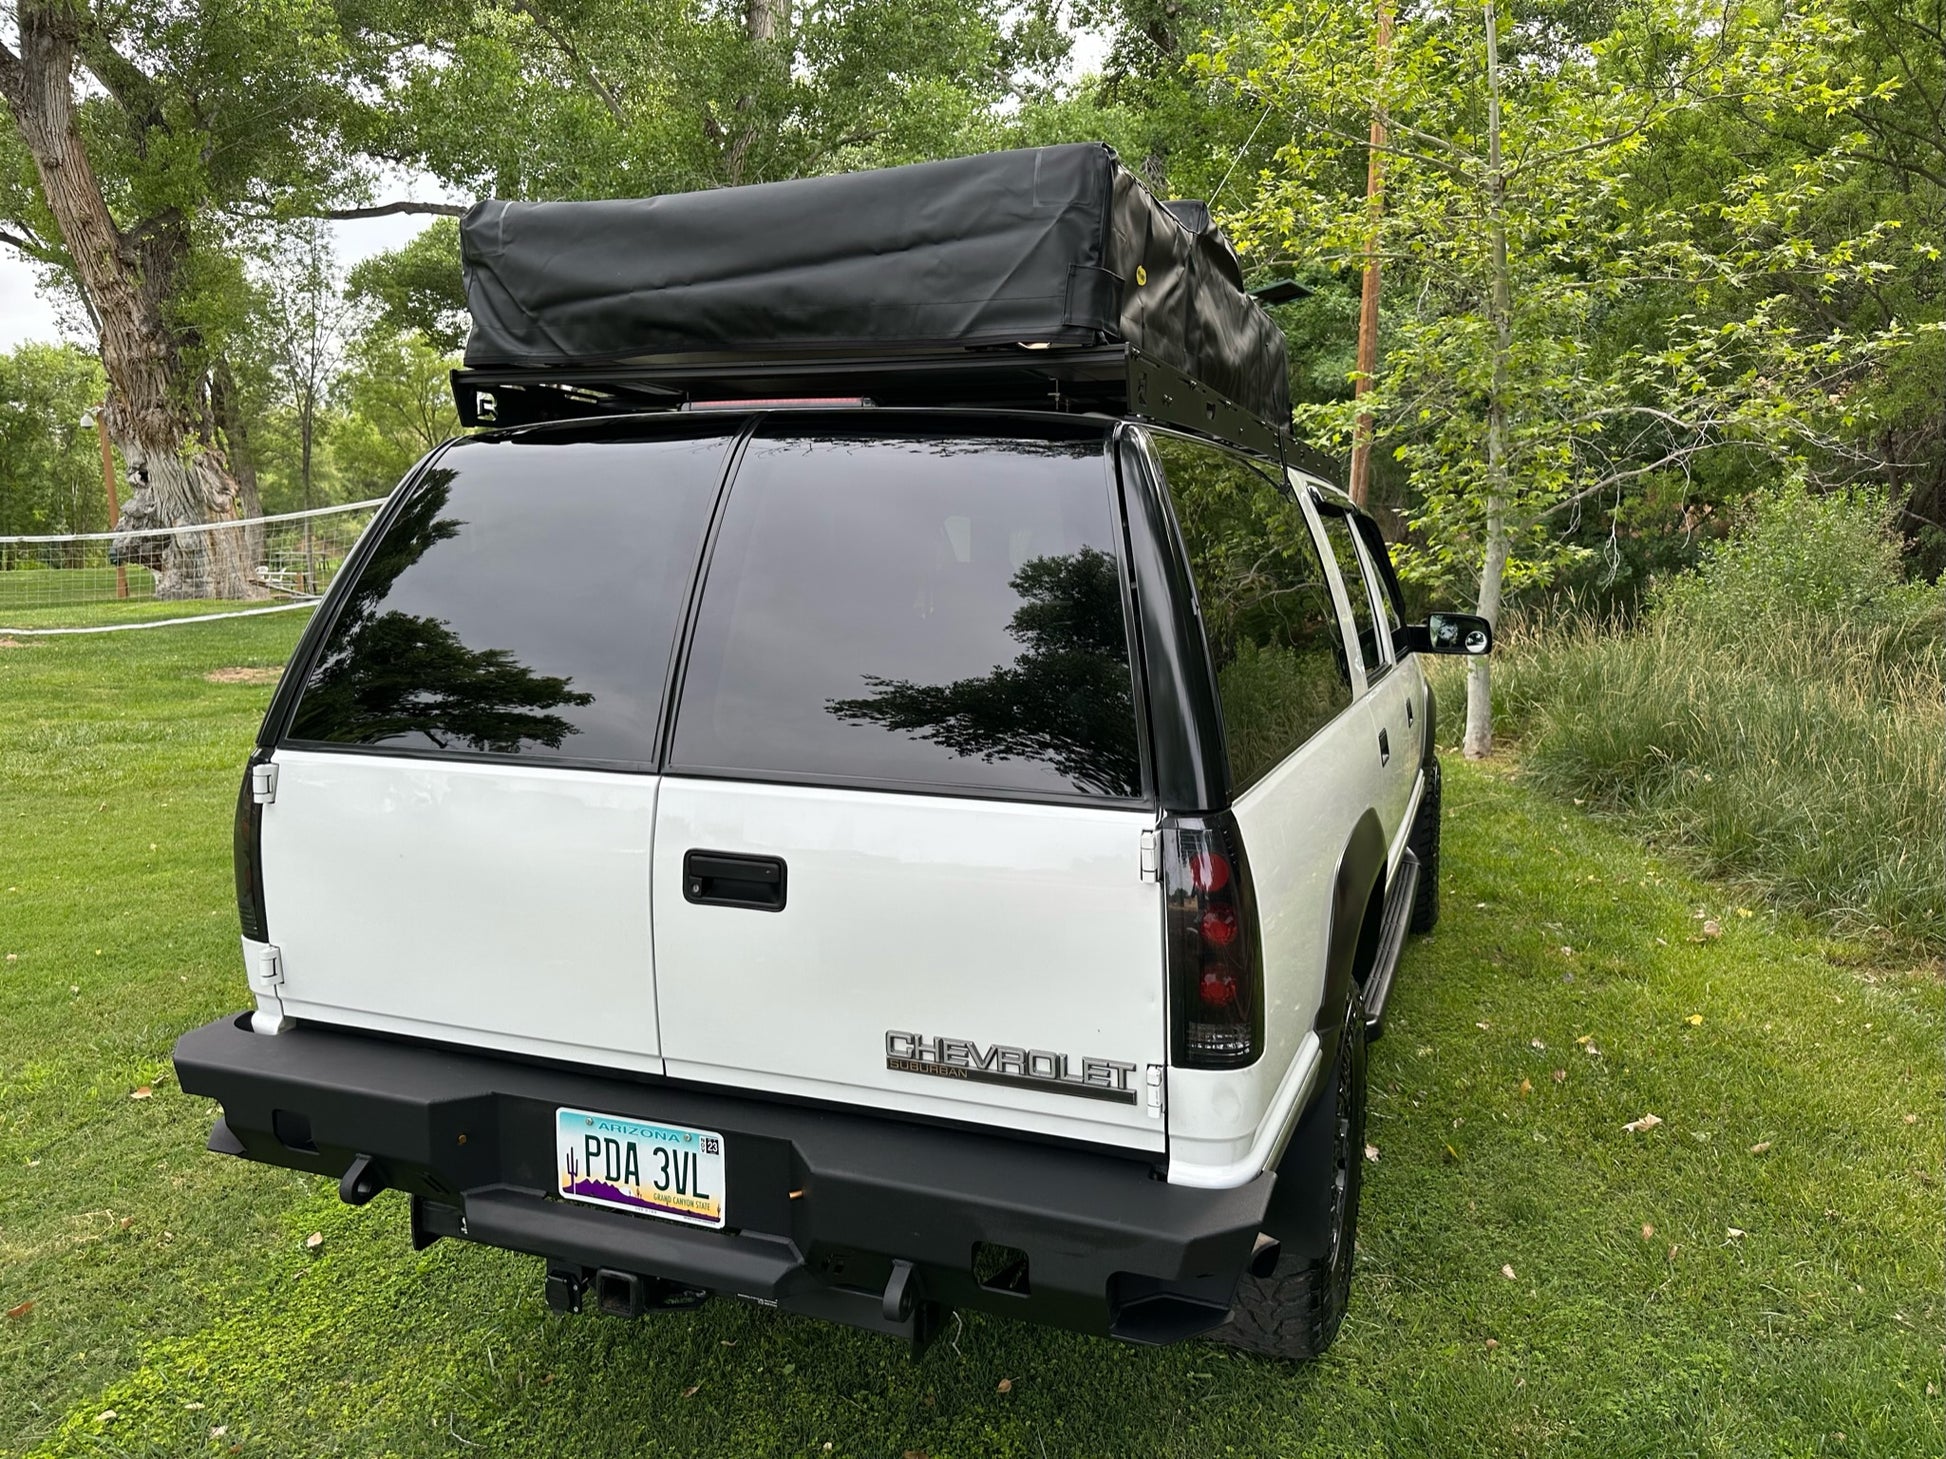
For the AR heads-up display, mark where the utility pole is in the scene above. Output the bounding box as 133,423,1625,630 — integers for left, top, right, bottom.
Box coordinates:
1348,0,1393,508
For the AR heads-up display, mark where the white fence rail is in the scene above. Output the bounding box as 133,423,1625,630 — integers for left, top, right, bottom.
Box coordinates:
0,499,384,635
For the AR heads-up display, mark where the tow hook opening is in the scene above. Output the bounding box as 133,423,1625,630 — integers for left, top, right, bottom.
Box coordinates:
972,1242,1031,1296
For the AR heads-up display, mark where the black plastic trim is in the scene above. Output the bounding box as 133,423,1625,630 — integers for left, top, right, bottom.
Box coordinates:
1351,514,1412,630
1116,426,1229,813
1316,809,1388,1043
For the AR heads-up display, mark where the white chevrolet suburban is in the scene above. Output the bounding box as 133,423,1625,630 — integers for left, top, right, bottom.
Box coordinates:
173,143,1491,1361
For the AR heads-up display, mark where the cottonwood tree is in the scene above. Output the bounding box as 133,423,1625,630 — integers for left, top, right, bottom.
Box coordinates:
349,0,1080,336
254,223,356,587
1201,0,1920,755
332,321,462,497
383,0,1069,198
0,1,443,597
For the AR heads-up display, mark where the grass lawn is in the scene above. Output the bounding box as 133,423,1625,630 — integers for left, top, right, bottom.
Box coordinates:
1,617,1940,1457
0,566,155,607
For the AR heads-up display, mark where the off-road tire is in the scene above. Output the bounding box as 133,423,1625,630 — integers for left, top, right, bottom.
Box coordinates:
1215,988,1368,1362
1407,758,1441,934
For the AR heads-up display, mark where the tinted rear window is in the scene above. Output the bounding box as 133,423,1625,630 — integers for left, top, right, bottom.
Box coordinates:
669,430,1141,798
286,433,727,765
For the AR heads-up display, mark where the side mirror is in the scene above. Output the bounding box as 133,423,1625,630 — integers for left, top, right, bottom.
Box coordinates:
1399,612,1493,657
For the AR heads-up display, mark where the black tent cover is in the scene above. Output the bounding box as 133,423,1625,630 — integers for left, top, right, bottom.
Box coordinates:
460,143,1292,427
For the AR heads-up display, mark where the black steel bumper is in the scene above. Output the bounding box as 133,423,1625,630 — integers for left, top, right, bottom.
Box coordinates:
173,1015,1273,1349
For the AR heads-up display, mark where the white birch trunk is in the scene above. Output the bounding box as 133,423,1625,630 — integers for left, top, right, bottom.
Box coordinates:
1464,0,1514,760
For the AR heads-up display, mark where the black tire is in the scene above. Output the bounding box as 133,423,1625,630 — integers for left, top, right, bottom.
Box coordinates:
1215,987,1368,1362
1407,757,1441,934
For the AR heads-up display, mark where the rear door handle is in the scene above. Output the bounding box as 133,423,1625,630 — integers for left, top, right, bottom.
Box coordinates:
1378,727,1391,765
683,850,787,911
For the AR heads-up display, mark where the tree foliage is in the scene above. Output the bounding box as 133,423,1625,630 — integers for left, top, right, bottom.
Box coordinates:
1196,0,1936,751
0,342,107,537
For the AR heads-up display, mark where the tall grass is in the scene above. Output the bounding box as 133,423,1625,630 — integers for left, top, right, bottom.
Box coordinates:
1451,486,1945,951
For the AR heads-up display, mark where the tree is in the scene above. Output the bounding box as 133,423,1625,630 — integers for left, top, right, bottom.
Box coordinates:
0,341,107,538
1201,0,1920,755
254,223,355,589
347,0,1086,336
290,471,595,753
828,548,1143,796
345,219,468,355
0,1,438,597
332,321,462,497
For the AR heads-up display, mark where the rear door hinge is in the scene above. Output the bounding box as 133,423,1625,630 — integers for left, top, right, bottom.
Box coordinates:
250,760,279,805
1145,1063,1165,1119
251,943,285,989
1139,828,1158,881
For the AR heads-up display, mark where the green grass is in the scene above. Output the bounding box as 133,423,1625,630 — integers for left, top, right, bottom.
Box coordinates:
0,583,320,632
0,565,156,608
1,620,1940,1457
1445,607,1946,951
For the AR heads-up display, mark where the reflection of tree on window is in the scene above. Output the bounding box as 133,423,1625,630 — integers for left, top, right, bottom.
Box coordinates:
826,546,1139,797
289,472,594,754
1151,435,1353,789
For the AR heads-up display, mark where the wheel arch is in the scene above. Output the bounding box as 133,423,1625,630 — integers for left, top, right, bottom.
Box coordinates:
1313,807,1388,1045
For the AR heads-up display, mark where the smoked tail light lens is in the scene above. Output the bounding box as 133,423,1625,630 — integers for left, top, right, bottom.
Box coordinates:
234,754,268,942
1162,812,1263,1068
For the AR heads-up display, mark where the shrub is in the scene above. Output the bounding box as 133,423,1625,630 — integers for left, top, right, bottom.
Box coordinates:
1652,481,1937,636
1457,486,1945,949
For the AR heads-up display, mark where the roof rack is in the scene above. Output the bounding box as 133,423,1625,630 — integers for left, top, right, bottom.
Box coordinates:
450,345,1329,474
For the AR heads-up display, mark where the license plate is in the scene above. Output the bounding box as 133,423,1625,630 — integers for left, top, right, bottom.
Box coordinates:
554,1107,726,1229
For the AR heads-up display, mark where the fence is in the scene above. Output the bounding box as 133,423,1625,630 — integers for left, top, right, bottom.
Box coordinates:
0,499,383,634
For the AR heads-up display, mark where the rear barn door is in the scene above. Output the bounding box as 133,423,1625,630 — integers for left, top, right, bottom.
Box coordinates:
261,429,731,1072
650,423,1167,1152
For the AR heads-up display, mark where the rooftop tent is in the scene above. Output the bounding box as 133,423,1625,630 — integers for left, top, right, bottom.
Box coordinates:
458,143,1293,428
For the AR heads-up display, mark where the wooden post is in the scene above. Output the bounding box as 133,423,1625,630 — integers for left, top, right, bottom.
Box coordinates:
94,401,127,599
1348,0,1393,508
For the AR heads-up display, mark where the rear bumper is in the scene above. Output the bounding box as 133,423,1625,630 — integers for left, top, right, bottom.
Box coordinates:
173,1015,1273,1348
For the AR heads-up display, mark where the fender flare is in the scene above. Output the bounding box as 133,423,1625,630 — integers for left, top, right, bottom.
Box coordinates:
1313,808,1388,1044
1265,808,1386,1259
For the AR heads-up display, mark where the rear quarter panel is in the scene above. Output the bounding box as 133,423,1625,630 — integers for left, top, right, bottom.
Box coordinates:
1167,702,1377,1184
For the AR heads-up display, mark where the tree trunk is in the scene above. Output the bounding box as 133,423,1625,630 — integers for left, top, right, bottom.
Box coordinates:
1348,0,1393,509
1,3,260,600
725,0,788,184
211,358,266,568
299,396,317,593
1464,0,1513,761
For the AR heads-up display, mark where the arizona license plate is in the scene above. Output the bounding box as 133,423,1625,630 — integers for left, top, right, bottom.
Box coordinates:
554,1107,726,1229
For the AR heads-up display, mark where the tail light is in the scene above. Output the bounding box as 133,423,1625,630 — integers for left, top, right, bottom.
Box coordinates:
234,753,269,942
1163,812,1263,1067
